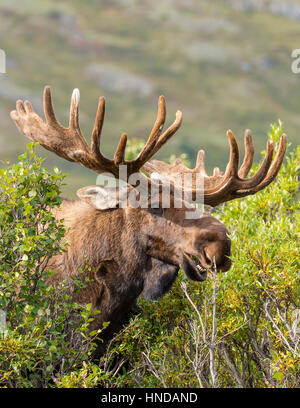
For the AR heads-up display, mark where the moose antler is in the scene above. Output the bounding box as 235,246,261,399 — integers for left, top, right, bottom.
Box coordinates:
143,129,287,207
10,86,287,208
10,86,182,180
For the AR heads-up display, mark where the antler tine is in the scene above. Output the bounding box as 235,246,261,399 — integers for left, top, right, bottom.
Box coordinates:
69,88,80,131
224,130,240,177
213,167,222,176
150,109,183,156
91,96,106,158
114,133,128,165
135,95,167,164
15,100,25,115
238,129,254,178
236,139,274,189
236,134,287,196
132,97,183,170
195,150,207,176
68,88,91,151
44,86,60,126
198,129,239,195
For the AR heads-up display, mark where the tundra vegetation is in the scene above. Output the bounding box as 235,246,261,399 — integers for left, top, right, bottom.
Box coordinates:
0,121,299,388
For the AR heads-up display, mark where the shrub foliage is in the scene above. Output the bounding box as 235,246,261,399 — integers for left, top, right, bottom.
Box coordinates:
0,144,100,387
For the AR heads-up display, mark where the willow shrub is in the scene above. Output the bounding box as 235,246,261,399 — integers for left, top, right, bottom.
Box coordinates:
0,143,100,387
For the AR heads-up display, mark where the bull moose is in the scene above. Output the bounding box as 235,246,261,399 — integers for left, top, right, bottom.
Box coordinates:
10,87,287,356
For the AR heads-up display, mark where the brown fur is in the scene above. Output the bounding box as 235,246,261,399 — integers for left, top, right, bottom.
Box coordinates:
47,197,231,357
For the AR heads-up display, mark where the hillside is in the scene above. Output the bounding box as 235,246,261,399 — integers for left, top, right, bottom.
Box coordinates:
0,0,299,195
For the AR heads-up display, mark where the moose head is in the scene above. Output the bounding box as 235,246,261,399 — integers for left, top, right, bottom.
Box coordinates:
10,87,287,354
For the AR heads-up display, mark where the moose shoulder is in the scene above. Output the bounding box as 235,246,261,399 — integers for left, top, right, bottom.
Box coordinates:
10,87,287,356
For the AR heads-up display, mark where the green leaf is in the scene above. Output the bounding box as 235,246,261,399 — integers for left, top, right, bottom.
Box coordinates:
28,190,37,197
273,372,284,381
49,345,57,353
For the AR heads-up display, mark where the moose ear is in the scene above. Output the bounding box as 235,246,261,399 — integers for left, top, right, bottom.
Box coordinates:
77,185,128,210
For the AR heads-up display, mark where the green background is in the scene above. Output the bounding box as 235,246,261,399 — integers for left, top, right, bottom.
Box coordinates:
0,0,299,195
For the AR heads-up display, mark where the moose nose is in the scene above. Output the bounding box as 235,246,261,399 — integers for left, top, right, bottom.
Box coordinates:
201,246,232,272
219,256,232,272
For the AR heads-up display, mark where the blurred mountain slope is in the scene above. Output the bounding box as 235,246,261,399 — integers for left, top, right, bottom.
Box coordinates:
0,0,299,195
